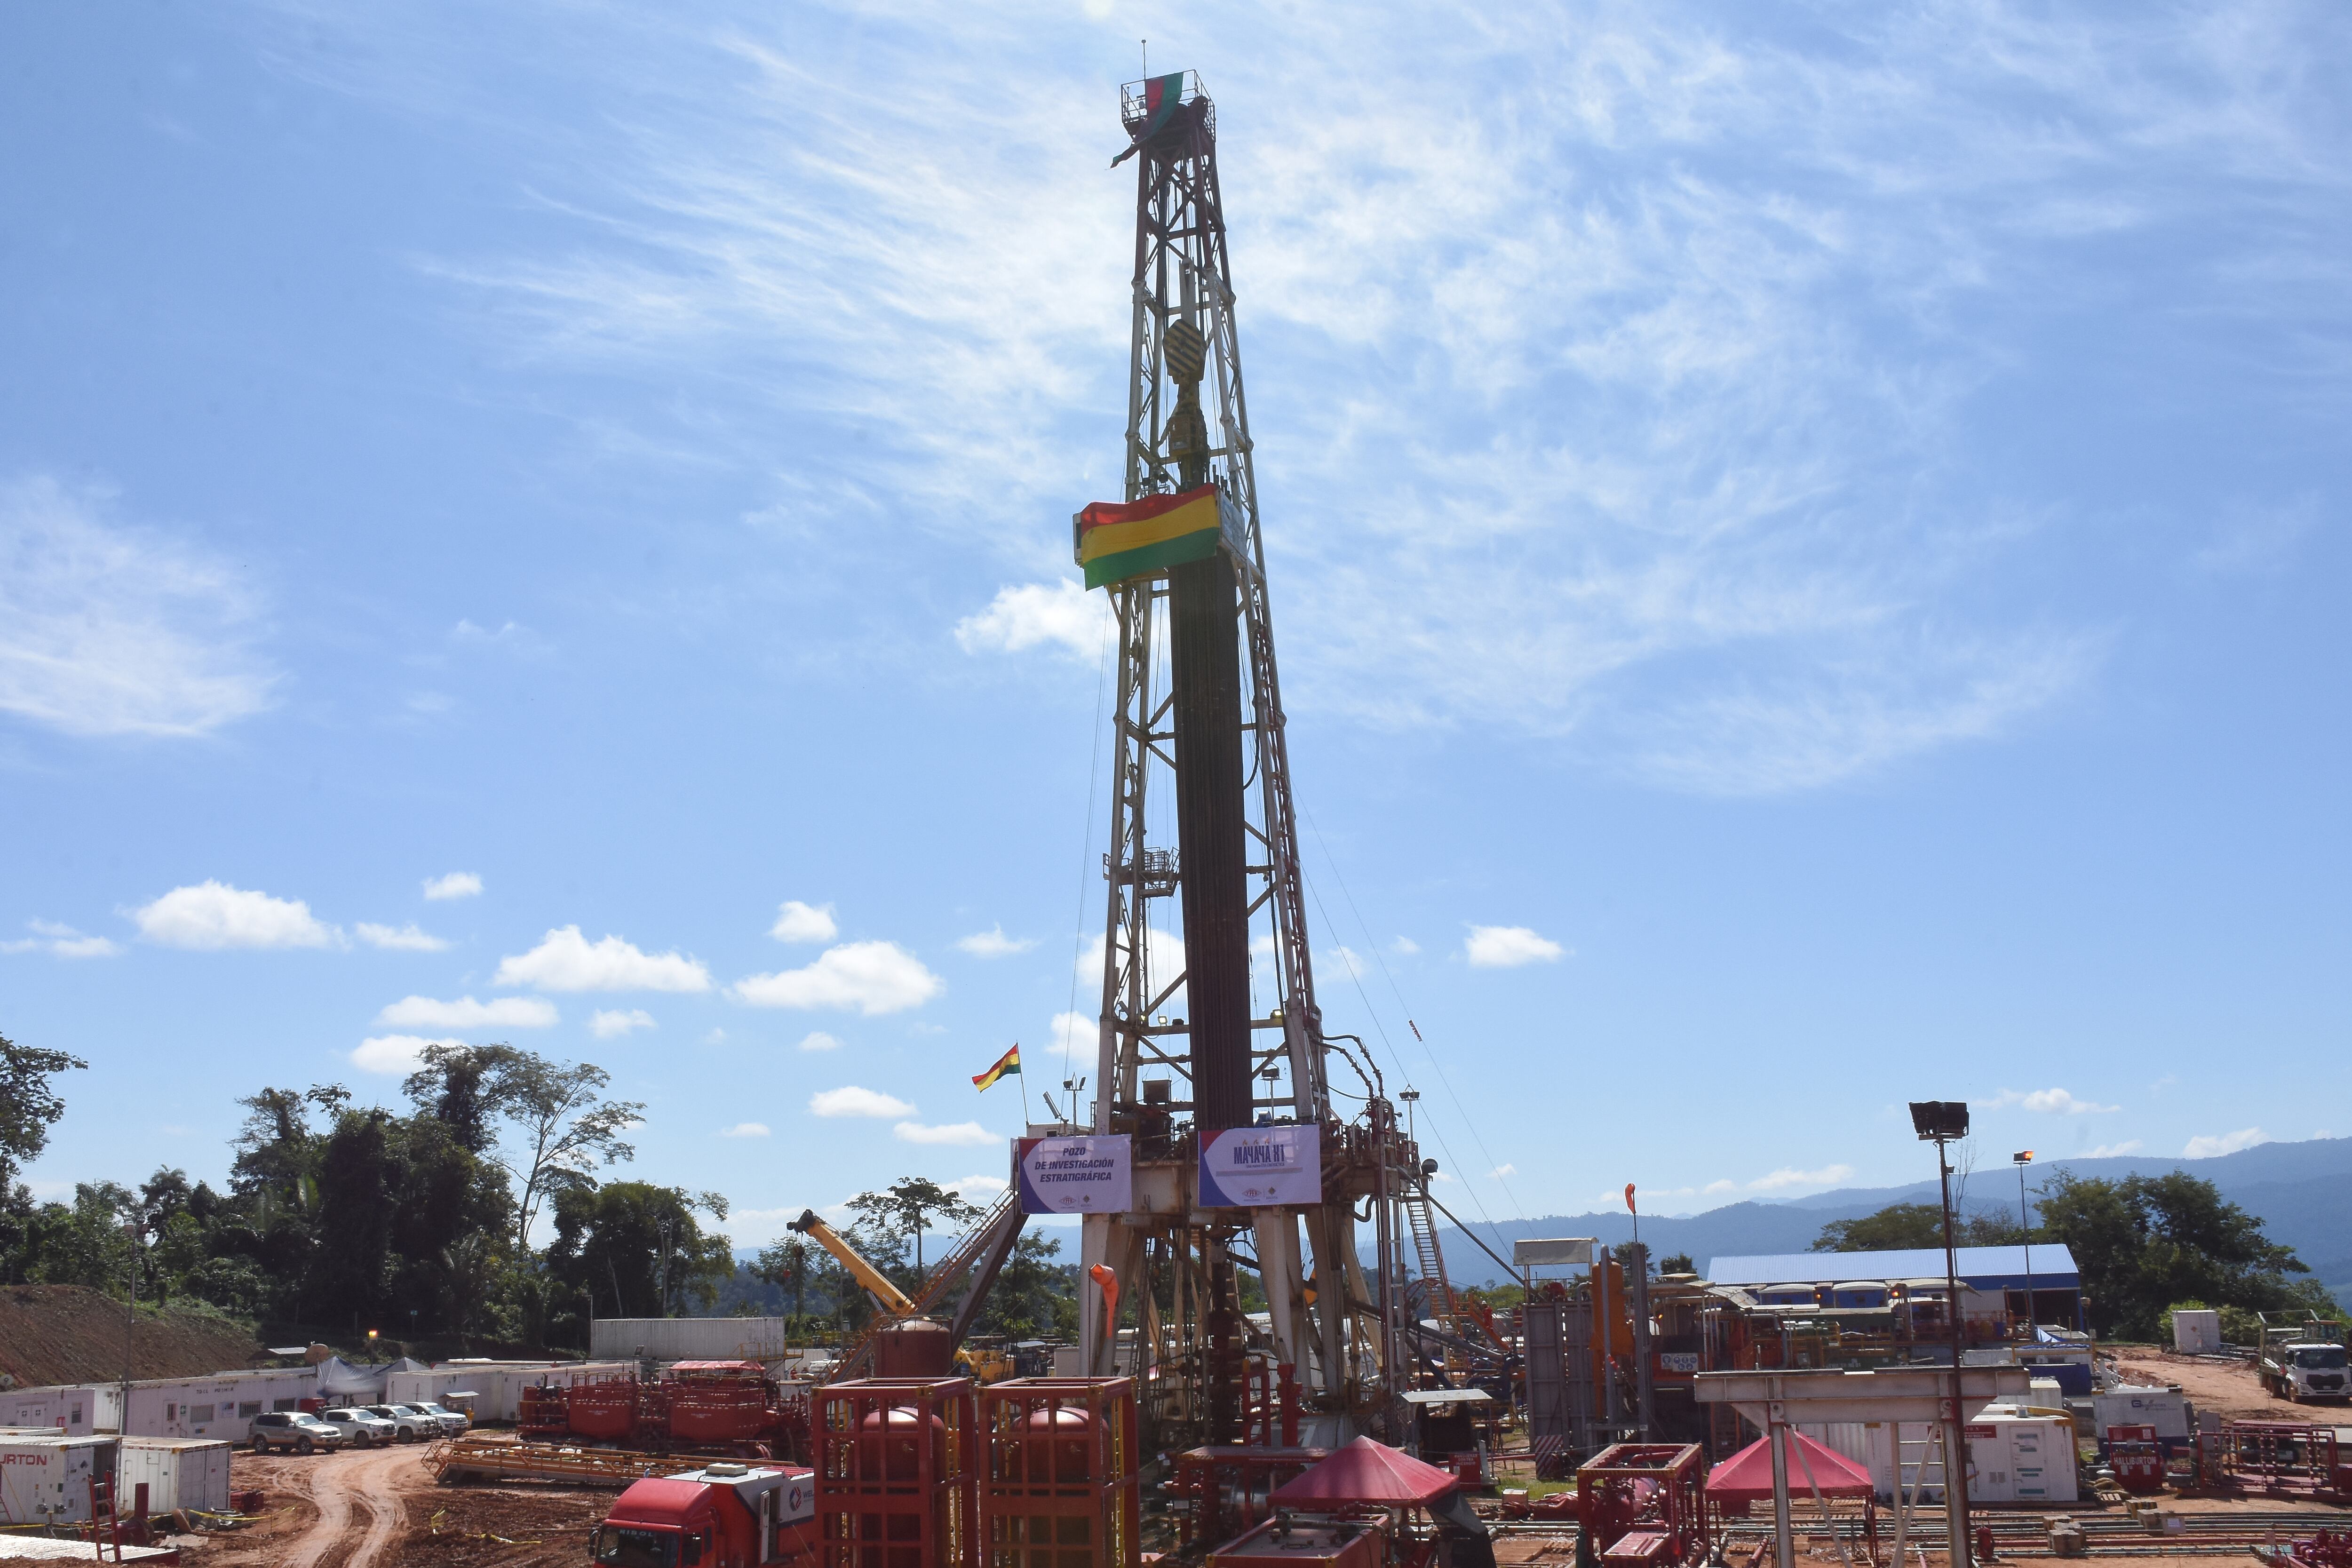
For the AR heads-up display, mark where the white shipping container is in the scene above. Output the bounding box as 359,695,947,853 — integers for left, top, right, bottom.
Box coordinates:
0,1436,113,1525
117,1438,232,1513
1865,1421,1950,1504
0,1386,105,1436
2092,1385,2191,1443
589,1319,800,1362
2172,1309,2222,1355
124,1369,317,1440
1965,1415,2078,1504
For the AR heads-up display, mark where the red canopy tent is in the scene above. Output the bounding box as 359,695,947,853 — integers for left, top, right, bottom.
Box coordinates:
1705,1433,1872,1502
1272,1437,1462,1506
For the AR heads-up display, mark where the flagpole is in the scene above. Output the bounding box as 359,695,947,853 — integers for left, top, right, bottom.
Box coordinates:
1016,1046,1032,1128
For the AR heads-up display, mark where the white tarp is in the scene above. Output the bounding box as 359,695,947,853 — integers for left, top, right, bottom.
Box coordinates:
315,1356,429,1402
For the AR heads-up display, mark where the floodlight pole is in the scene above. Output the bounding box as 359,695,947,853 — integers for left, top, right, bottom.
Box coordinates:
2014,1152,2036,1337
1932,1126,1972,1568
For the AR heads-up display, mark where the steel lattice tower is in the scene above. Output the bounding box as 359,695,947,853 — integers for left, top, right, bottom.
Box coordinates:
1076,73,1419,1447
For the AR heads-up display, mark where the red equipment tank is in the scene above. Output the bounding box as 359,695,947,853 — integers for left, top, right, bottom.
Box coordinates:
569,1378,643,1442
874,1322,957,1380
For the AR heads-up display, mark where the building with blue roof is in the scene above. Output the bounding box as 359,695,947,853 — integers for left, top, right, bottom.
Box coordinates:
1708,1243,2084,1331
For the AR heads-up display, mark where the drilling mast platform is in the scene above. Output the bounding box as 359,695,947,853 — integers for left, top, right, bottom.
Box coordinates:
1071,72,1458,1449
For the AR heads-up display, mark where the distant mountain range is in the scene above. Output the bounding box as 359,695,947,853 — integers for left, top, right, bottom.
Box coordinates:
1417,1136,2352,1309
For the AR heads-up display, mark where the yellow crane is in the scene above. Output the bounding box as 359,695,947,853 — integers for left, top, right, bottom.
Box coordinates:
787,1202,1025,1383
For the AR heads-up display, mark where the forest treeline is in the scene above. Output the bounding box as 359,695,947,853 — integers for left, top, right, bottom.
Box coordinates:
0,1032,1073,1351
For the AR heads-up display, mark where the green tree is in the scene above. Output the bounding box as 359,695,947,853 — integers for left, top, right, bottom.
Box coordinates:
0,1033,87,1190
754,1235,819,1326
968,1230,1076,1340
2037,1170,2306,1337
1812,1203,2027,1253
407,1044,644,1253
547,1182,733,1328
1657,1253,1696,1275
847,1177,979,1275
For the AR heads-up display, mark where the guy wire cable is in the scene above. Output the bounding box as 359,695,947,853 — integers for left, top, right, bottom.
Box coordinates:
1304,806,1530,1226
1062,598,1117,1091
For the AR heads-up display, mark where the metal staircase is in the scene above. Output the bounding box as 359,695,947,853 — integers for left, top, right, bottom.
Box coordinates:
833,1189,1025,1379
1403,1183,1468,1374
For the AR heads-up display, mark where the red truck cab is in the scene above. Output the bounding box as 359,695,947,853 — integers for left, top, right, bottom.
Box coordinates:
593,1463,816,1568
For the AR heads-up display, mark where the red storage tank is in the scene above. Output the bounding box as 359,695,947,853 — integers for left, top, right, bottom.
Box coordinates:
567,1378,642,1442
875,1322,957,1380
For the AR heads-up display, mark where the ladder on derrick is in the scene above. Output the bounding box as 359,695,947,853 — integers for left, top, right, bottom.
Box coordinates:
1403,1185,1469,1372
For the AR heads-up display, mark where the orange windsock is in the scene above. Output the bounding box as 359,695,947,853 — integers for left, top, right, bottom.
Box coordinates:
1090,1263,1120,1323
1625,1183,1637,1215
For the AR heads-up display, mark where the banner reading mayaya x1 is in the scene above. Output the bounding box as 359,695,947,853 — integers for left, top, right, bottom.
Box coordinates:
1198,1123,1322,1208
1013,1134,1134,1215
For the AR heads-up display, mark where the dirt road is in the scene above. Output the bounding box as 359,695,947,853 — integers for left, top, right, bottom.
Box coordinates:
274,1441,435,1568
2106,1344,2344,1423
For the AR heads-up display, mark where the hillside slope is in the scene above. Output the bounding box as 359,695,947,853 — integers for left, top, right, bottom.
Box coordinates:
0,1285,266,1388
1422,1136,2352,1295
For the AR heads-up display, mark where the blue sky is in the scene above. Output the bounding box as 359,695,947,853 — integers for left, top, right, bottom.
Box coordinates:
4,0,2346,1249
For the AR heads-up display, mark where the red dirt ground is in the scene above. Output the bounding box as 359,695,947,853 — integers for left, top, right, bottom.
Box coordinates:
0,1284,265,1387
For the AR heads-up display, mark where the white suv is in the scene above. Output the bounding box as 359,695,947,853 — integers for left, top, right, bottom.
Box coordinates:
314,1407,398,1448
416,1401,471,1435
360,1404,437,1442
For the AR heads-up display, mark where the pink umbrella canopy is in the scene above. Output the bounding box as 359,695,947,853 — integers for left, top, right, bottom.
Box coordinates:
1703,1433,1873,1503
1270,1437,1462,1506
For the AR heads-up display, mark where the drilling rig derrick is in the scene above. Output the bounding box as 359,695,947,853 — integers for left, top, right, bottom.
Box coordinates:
1073,72,1425,1452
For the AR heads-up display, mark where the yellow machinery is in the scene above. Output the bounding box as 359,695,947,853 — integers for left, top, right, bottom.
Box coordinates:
787,1201,1028,1382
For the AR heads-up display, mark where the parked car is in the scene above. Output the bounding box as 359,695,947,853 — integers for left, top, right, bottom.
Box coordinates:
359,1404,437,1442
247,1410,346,1454
415,1401,471,1435
314,1407,399,1448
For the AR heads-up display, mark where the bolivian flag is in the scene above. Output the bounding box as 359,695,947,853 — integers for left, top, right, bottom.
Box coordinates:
972,1044,1021,1092
1075,485,1223,589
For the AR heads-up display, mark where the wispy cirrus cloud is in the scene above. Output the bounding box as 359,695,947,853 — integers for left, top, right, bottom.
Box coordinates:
0,920,122,959
0,476,275,739
279,0,2349,793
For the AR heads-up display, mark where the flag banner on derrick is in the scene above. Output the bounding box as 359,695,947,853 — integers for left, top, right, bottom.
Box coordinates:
1198,1123,1322,1207
1014,1134,1133,1214
971,1043,1021,1091
1073,484,1225,588
1112,71,1188,165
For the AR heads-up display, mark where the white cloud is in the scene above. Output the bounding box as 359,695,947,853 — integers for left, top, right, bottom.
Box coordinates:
423,872,483,900
810,1085,915,1119
356,922,451,952
718,1122,770,1138
1488,1163,1517,1178
377,994,559,1030
0,920,121,959
1046,1011,1093,1060
954,580,1110,659
704,1027,728,1044
956,925,1037,958
1748,1163,1855,1192
1390,936,1421,956
731,941,943,1015
1701,1179,1739,1195
1074,928,1185,989
949,1172,1009,1197
2185,1127,2267,1159
770,900,838,943
797,1030,844,1052
2080,1140,2143,1158
1988,1087,2118,1115
351,1034,460,1074
1331,945,1367,979
591,1008,657,1038
1463,925,1565,968
494,925,712,992
0,476,274,737
894,1121,1001,1147
132,881,339,950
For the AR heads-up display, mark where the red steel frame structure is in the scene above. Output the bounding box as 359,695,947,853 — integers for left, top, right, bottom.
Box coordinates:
816,1377,979,1568
977,1378,1140,1568
1577,1443,1711,1567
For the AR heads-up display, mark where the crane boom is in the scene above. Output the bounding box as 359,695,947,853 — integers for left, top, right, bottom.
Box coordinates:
788,1209,917,1317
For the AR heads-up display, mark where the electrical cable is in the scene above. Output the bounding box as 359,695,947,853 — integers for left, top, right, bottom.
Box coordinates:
1304,808,1529,1223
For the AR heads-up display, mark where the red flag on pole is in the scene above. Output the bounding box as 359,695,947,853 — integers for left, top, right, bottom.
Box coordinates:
1625,1183,1637,1215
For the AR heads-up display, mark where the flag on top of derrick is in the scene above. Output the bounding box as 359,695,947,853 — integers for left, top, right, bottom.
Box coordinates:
1073,483,1228,589
972,1043,1021,1092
